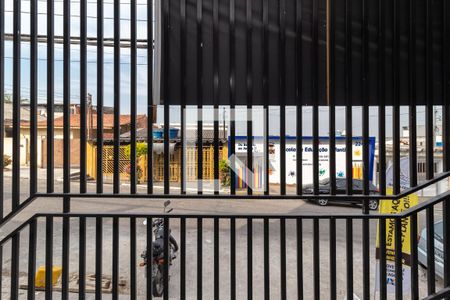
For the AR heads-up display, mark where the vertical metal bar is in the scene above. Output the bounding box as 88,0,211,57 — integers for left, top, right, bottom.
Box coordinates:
345,0,353,195
361,12,371,300
408,0,417,188
443,0,450,293
97,0,104,193
392,0,401,195
361,0,369,201
263,218,270,299
163,0,170,195
279,0,286,196
394,217,403,299
146,217,153,300
379,217,387,300
313,219,320,299
112,217,119,299
230,0,236,195
295,0,303,195
113,0,121,194
80,0,87,194
280,218,287,300
130,218,137,298
79,217,86,300
12,0,20,209
426,207,436,294
45,216,53,300
130,0,138,194
329,218,336,300
63,0,71,200
311,0,319,195
213,0,220,195
180,0,186,195
410,213,419,299
95,217,103,300
197,0,203,195
443,0,450,174
0,0,4,219
30,0,38,197
362,218,370,298
10,233,20,300
0,246,3,298
180,218,186,298
346,219,353,299
47,0,54,193
230,218,236,300
296,105,302,194
246,0,253,195
328,0,335,196
297,219,303,299
247,218,253,299
425,0,434,181
62,0,71,297
378,0,386,195
61,216,70,299
263,0,269,196
147,0,154,195
197,218,203,299
361,0,371,286
214,218,219,298
312,106,319,193
163,218,170,300
28,220,37,300
163,109,170,194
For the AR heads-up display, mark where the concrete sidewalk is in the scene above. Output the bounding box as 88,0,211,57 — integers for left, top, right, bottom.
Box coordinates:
3,167,80,180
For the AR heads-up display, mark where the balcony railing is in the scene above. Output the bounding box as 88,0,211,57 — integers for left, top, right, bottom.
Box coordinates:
0,187,449,299
0,0,449,299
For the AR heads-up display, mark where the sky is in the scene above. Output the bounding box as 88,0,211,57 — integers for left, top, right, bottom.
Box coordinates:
3,0,439,138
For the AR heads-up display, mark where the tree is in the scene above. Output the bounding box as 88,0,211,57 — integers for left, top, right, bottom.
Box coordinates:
124,142,148,159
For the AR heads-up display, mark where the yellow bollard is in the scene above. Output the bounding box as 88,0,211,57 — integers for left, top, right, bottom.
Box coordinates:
35,266,63,288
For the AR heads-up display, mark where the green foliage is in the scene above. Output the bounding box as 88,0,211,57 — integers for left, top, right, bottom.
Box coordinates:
3,155,11,168
124,142,148,159
219,159,231,187
124,164,144,183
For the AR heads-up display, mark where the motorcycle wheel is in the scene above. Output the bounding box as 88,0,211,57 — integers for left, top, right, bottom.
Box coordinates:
152,268,164,297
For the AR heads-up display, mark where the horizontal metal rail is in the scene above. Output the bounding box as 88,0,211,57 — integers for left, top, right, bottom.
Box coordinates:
3,33,150,48
32,170,450,201
423,287,450,300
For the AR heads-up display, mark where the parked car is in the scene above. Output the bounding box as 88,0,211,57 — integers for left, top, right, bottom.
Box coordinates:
302,178,380,210
418,220,444,279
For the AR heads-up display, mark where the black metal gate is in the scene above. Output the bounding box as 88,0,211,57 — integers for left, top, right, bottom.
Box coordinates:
0,0,449,298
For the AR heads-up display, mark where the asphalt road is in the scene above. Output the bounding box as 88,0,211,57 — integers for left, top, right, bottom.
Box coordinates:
0,176,445,299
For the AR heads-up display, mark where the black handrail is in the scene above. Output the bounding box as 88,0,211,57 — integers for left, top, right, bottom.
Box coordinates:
33,170,450,201
0,193,449,299
2,188,449,248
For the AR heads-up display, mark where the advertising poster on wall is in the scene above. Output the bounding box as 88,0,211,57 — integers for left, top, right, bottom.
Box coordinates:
230,136,376,187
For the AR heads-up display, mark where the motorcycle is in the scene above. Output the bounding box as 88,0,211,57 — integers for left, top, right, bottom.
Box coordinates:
140,200,179,297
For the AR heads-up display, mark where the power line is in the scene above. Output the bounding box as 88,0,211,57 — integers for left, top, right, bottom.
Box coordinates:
3,39,150,58
3,33,152,48
5,10,151,22
3,55,148,65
